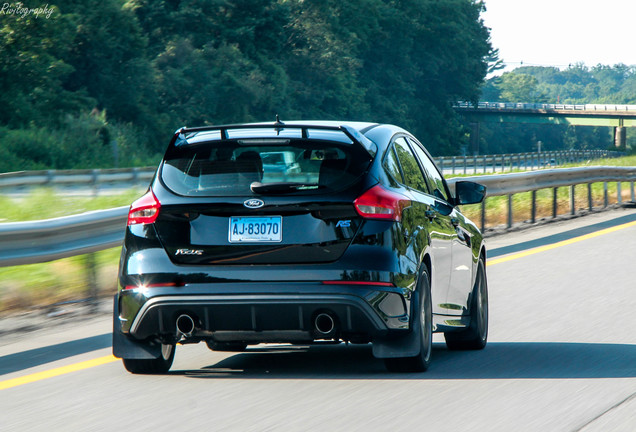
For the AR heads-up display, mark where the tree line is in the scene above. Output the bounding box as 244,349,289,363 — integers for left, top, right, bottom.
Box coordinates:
2,1,633,172
0,0,492,171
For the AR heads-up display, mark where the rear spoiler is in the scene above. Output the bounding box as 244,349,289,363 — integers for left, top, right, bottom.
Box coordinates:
168,122,378,157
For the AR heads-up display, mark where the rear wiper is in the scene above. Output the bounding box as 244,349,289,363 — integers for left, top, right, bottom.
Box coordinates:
250,182,323,194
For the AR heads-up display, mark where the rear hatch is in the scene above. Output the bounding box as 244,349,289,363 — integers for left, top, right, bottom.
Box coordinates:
153,123,377,265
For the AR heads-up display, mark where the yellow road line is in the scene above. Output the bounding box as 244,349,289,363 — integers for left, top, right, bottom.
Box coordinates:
487,220,636,267
0,355,118,391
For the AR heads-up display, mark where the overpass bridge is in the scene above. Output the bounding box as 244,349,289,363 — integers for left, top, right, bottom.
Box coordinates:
454,102,636,150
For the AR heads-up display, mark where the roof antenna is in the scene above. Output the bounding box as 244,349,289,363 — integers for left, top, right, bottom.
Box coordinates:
274,114,285,135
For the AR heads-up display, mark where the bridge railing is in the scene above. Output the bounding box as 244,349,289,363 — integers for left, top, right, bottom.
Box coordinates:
454,101,636,111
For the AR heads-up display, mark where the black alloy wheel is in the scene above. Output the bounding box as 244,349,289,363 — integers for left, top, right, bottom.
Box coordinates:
444,257,488,350
122,343,175,374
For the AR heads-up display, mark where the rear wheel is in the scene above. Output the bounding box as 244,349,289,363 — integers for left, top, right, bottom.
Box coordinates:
206,340,248,352
444,257,488,350
384,269,432,372
122,343,175,374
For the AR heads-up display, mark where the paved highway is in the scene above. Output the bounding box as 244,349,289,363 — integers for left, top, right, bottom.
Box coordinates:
1,208,635,431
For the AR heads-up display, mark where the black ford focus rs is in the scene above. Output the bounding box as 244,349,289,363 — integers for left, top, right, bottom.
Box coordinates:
112,120,488,373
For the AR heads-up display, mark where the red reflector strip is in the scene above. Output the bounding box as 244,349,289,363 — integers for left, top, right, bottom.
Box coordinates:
123,282,179,290
322,281,395,287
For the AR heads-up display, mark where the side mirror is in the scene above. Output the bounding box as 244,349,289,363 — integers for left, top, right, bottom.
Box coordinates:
454,181,486,205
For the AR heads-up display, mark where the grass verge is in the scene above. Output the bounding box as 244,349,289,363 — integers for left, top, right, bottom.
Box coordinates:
0,188,142,315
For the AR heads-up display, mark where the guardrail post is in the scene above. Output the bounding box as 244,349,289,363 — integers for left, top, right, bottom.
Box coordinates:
603,182,608,207
482,156,487,174
570,185,576,215
473,155,477,174
463,155,467,175
617,182,622,204
439,157,444,173
85,252,99,312
531,190,537,223
587,183,593,211
451,157,456,175
631,181,635,202
481,199,486,232
552,187,558,218
507,195,513,228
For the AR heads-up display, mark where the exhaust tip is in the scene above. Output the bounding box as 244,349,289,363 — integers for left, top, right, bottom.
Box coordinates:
314,313,336,336
176,314,195,336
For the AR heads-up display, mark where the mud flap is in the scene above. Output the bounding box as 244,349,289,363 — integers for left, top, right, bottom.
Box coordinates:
112,295,161,360
372,290,421,359
372,329,420,358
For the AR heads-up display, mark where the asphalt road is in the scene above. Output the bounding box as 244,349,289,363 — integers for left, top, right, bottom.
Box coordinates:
1,208,635,431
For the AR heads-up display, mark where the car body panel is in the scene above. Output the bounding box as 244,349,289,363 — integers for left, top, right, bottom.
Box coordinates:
113,120,486,364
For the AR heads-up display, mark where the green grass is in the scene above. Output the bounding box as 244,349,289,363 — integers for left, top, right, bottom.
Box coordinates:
0,188,142,222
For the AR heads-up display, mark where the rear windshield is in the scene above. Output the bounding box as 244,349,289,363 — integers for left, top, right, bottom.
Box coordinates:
160,140,372,196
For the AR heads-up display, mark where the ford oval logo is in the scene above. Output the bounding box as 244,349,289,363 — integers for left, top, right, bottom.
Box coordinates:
244,199,264,209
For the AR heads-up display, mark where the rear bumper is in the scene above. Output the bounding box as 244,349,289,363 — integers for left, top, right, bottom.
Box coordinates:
117,283,411,343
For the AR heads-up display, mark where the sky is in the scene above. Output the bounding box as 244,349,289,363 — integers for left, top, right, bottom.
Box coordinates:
481,0,636,73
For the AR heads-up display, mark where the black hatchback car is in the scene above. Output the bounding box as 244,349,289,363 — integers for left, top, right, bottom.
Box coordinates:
113,120,488,373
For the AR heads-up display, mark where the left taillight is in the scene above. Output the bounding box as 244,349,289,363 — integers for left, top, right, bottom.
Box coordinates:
127,191,161,226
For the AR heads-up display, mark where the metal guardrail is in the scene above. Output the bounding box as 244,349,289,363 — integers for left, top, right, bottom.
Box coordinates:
435,150,622,175
0,167,155,191
0,206,128,267
447,166,636,230
1,166,635,267
0,151,624,192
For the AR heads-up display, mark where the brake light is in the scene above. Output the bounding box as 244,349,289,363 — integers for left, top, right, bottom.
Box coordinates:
353,185,410,221
127,191,161,225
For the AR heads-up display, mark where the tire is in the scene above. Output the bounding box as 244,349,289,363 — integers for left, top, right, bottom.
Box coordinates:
444,257,488,350
206,340,248,352
122,343,175,374
384,268,433,373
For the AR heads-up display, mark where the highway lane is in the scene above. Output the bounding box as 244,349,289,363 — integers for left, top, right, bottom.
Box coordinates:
1,209,635,431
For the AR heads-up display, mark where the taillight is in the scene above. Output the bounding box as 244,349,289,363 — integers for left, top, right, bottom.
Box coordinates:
353,185,410,221
127,191,161,225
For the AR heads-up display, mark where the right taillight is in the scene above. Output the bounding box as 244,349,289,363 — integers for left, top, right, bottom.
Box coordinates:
354,185,410,221
127,191,161,225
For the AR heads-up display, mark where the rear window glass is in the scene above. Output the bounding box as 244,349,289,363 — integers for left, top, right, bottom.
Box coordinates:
160,140,372,196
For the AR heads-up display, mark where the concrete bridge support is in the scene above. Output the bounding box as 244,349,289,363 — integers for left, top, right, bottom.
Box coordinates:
614,126,626,149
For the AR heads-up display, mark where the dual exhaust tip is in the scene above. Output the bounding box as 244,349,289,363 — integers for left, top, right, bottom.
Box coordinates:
175,311,338,338
314,312,337,337
176,314,196,337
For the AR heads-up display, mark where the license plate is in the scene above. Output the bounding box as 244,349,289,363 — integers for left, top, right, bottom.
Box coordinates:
229,216,282,243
